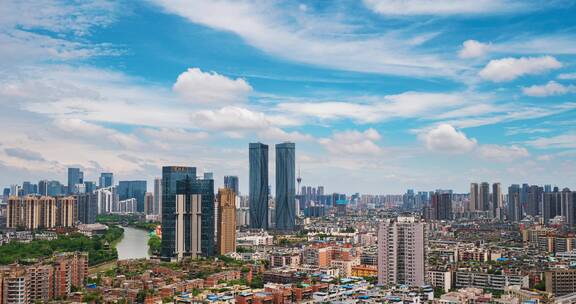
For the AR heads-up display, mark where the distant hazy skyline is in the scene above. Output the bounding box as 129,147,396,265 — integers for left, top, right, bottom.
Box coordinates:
1,0,576,194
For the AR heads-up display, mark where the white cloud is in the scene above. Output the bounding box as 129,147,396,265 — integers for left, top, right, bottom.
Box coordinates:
151,0,456,78
522,81,575,97
191,106,269,131
139,128,209,142
526,134,576,149
258,127,313,142
479,56,562,82
558,73,576,80
173,68,252,105
492,35,576,56
419,124,477,153
320,129,382,156
277,92,467,123
53,118,142,150
445,102,576,129
459,40,490,58
0,1,118,66
537,154,554,161
1,65,195,128
478,145,529,162
363,0,531,16
277,102,377,122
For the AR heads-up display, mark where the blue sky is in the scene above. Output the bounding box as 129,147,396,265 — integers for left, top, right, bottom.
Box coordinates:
1,0,576,194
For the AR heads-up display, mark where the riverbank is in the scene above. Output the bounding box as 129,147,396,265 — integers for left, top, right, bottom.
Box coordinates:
96,214,158,258
116,226,151,260
96,214,159,231
0,226,123,266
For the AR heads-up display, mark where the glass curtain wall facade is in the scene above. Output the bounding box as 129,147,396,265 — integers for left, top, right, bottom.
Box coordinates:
275,142,296,231
249,143,269,230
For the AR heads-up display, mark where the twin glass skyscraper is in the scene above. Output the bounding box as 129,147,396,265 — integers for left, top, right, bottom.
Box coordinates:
275,143,296,231
249,142,296,231
249,143,269,230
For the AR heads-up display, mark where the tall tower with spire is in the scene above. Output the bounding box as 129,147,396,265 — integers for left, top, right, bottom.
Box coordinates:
297,168,302,195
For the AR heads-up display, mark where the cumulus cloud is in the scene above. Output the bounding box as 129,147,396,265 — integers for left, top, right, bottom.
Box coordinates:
459,40,490,58
277,92,466,123
479,56,562,82
558,73,576,80
522,81,575,97
478,145,529,162
526,134,576,149
4,147,45,161
419,124,477,153
320,129,382,156
139,128,209,142
363,0,530,16
53,118,142,149
0,1,119,66
190,106,289,131
151,0,455,78
258,127,313,142
173,68,252,105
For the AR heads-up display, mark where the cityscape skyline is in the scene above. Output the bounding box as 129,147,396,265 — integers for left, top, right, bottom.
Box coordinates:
1,1,575,193
3,2,576,303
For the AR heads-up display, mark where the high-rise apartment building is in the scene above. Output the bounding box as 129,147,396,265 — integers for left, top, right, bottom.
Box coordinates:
95,186,117,214
27,264,53,301
161,166,197,260
377,216,426,287
7,196,59,229
144,192,154,215
39,196,57,229
56,196,77,227
0,252,87,304
430,190,452,220
99,173,113,188
160,166,216,260
479,182,490,211
52,252,88,299
470,183,479,211
77,193,98,224
249,143,269,230
492,183,502,218
526,185,543,217
0,266,29,304
118,180,147,213
521,183,530,211
543,189,562,224
508,185,522,222
561,188,574,226
67,168,83,194
275,142,296,231
172,176,215,260
154,178,162,216
224,176,239,195
217,188,236,255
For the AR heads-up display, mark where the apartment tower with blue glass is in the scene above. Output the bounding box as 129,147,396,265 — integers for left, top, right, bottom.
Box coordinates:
160,166,196,261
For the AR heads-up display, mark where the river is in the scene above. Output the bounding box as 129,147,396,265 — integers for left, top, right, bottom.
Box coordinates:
116,226,151,260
